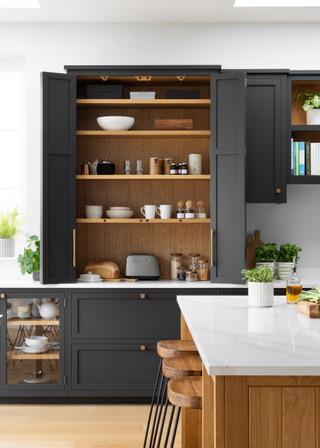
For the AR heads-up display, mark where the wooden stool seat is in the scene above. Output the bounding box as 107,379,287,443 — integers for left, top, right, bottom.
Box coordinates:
157,340,198,358
162,355,202,380
168,377,202,410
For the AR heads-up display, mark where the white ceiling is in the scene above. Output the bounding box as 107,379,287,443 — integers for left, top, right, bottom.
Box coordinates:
1,0,320,22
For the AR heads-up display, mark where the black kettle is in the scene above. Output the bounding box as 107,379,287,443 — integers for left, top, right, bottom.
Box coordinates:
97,158,116,175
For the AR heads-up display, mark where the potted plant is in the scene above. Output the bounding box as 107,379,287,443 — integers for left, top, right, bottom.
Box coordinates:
0,206,25,257
276,243,302,280
255,242,277,271
242,265,275,307
296,90,320,124
18,235,40,281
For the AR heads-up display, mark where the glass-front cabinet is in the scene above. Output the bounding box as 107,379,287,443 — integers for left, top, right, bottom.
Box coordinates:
0,291,66,396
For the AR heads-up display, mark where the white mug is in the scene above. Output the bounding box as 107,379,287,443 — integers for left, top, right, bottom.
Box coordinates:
141,205,156,219
156,205,172,219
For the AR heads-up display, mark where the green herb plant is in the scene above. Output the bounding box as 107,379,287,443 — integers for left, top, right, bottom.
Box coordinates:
0,206,25,239
254,243,278,263
276,243,302,262
18,235,40,275
296,90,320,111
241,265,276,283
295,287,320,304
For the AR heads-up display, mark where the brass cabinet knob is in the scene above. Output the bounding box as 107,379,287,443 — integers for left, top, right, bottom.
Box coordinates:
140,345,146,351
276,188,281,194
140,294,145,299
0,293,5,299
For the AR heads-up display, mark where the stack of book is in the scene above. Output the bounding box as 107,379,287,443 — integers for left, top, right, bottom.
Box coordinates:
291,140,320,175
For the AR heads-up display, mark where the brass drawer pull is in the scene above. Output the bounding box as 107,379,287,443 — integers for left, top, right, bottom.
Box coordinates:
140,294,145,299
140,345,146,351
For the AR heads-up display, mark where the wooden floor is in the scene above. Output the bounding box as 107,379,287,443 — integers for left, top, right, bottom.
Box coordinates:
0,404,181,448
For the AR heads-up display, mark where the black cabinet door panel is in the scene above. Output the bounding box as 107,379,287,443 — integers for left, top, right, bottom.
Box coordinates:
71,292,180,339
210,73,246,283
41,72,77,284
247,76,287,203
71,343,159,396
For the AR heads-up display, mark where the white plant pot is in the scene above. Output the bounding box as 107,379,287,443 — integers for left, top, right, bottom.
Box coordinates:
0,238,15,257
307,109,320,125
277,262,294,280
248,281,274,307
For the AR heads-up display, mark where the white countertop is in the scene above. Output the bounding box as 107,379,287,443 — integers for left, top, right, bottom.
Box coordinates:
177,295,320,376
0,277,319,289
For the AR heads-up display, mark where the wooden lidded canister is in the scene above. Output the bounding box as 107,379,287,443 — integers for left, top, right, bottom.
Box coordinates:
150,157,160,175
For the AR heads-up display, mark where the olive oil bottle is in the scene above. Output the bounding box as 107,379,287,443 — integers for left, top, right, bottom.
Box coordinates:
286,257,302,305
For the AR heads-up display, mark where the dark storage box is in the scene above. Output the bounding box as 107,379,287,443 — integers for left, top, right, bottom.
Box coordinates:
87,85,122,99
165,90,200,99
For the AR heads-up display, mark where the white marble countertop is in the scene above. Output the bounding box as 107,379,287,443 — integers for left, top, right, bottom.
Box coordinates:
177,295,320,376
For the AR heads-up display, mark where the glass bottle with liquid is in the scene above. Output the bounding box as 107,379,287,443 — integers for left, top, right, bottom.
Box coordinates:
286,258,302,305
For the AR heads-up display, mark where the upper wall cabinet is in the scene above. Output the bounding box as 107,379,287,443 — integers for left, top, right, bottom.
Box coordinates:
246,73,288,204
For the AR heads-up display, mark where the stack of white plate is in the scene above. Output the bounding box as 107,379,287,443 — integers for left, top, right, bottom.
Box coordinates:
85,205,103,219
106,206,134,219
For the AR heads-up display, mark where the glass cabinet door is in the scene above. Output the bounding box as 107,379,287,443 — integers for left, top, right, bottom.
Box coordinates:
1,292,65,393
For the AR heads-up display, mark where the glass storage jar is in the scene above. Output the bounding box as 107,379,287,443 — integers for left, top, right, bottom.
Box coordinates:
189,253,200,270
197,259,209,281
195,201,206,219
170,163,178,175
171,253,182,280
185,200,195,219
176,201,185,219
185,270,197,282
177,266,187,281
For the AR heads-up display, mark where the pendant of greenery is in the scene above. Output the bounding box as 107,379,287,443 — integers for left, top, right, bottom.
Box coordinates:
296,90,320,111
295,287,320,304
241,265,275,283
0,206,25,239
275,243,302,263
18,235,40,275
254,243,278,263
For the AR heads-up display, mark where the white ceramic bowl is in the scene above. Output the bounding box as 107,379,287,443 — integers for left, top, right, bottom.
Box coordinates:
106,210,134,219
85,205,103,209
25,336,48,347
109,207,131,211
86,212,103,219
97,116,135,131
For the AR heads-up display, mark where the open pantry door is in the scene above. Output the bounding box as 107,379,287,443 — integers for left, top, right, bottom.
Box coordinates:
41,72,77,284
210,72,246,283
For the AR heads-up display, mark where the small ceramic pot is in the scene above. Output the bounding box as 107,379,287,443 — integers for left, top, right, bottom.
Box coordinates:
32,271,40,281
248,282,274,307
277,262,294,280
18,305,31,320
307,109,320,125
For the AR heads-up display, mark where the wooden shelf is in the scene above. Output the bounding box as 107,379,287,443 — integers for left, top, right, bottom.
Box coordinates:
77,218,211,224
8,317,59,326
7,349,59,360
77,99,211,109
77,130,210,138
291,125,320,131
77,174,210,180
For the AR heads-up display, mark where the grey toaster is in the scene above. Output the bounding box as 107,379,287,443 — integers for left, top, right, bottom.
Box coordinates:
125,254,161,280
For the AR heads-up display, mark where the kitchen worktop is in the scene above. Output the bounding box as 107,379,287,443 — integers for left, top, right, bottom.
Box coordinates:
177,294,320,376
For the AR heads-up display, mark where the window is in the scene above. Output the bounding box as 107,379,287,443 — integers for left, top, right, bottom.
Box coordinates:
0,59,26,253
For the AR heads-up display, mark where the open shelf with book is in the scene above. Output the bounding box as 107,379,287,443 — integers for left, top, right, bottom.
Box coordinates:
288,76,320,184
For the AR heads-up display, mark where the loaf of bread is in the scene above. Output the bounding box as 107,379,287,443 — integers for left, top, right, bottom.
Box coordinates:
84,261,120,279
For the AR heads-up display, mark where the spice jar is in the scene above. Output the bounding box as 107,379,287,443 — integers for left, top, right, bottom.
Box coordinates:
181,163,188,175
171,253,182,280
170,163,178,175
178,163,182,175
185,200,195,219
176,201,185,219
185,270,197,282
177,266,187,281
189,253,200,270
197,259,209,281
195,201,206,219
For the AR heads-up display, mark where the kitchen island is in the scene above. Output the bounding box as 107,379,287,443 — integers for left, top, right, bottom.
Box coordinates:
177,295,320,448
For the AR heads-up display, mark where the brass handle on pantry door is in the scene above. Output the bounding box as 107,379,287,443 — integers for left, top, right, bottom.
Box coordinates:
211,229,215,267
73,229,76,267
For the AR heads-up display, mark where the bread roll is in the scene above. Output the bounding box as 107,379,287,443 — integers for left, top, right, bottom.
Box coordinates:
84,261,120,279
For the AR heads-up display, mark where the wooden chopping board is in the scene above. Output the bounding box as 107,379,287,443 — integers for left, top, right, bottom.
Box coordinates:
103,278,138,282
297,300,320,318
246,230,265,270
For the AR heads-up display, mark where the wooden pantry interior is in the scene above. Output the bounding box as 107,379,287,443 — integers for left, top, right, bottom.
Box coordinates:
41,66,245,284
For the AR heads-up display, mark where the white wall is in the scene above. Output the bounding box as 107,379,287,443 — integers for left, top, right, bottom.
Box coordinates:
0,22,319,271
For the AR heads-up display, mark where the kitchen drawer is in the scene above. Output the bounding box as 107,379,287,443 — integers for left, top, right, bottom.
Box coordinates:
71,292,180,339
70,342,159,397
